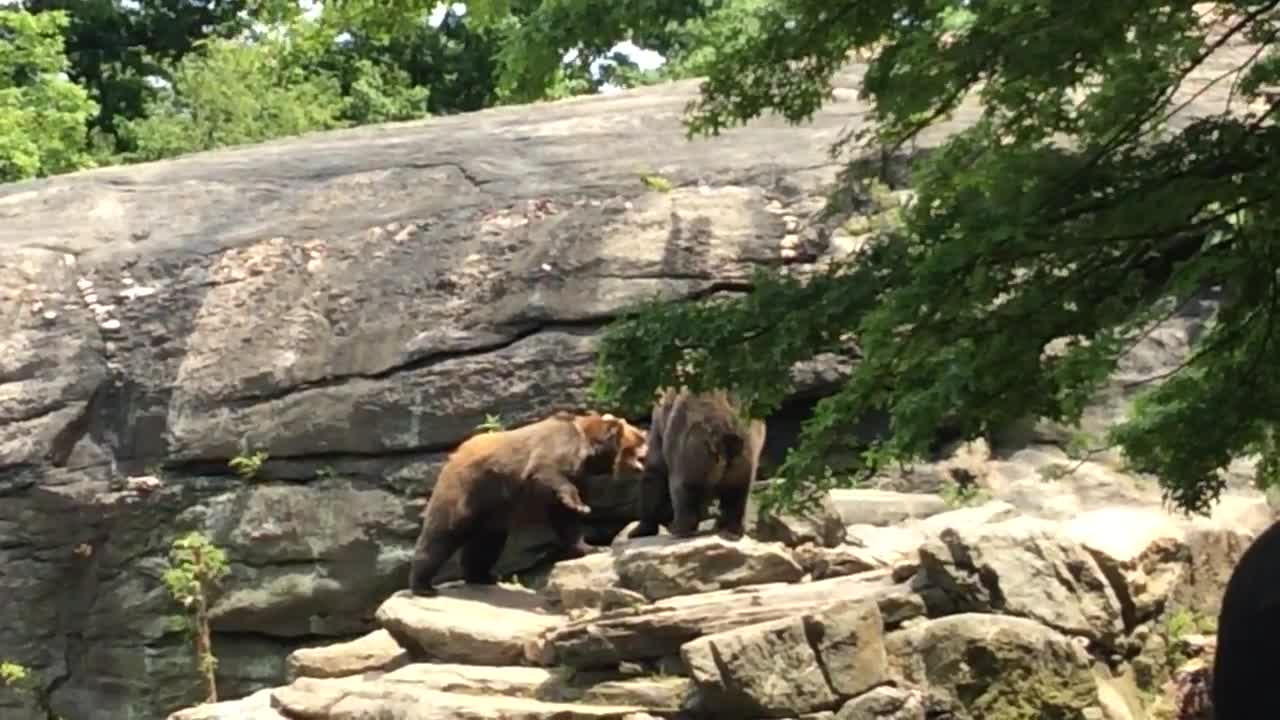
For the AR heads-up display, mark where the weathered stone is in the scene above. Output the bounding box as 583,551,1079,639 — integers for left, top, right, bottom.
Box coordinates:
378,662,567,699
829,490,947,526
750,490,848,548
286,629,409,681
917,516,1124,645
1063,507,1190,628
793,543,885,580
886,614,1099,719
680,599,886,717
375,587,564,666
544,570,921,668
545,552,621,611
600,587,649,611
915,500,1018,534
167,689,285,720
576,676,693,711
1091,664,1145,720
834,686,926,720
203,482,419,638
803,600,889,697
1171,496,1275,617
269,675,646,720
843,525,928,567
869,500,1020,580
681,615,840,717
614,534,804,601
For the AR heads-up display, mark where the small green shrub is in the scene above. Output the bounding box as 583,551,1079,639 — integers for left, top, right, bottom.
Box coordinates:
228,449,269,480
163,532,230,704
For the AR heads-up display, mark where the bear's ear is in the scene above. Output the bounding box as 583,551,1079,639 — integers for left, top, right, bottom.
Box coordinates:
601,415,624,444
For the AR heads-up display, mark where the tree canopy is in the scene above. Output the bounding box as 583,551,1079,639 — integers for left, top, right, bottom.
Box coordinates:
588,1,1280,516
0,8,98,181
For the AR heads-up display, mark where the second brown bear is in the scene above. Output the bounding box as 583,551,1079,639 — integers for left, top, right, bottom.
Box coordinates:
629,388,766,540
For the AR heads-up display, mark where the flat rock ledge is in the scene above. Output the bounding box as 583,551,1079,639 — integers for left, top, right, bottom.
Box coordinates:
168,488,1272,720
376,585,566,666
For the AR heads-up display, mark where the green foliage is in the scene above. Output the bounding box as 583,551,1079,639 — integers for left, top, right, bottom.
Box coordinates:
939,477,989,509
24,0,302,154
332,0,717,101
640,172,673,192
228,449,269,481
272,13,432,124
0,661,30,689
163,531,229,612
591,0,1280,516
163,531,229,703
0,9,99,181
118,36,348,162
751,464,865,510
1160,606,1217,669
338,57,430,124
0,661,56,718
476,414,506,433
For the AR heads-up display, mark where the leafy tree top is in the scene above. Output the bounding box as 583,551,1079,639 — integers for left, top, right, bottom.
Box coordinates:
0,8,99,180
590,1,1280,515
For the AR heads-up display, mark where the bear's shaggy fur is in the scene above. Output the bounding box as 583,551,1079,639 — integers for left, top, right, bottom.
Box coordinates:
628,388,765,540
409,411,646,596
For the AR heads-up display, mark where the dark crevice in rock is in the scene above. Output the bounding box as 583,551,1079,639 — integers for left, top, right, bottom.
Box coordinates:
224,317,612,408
802,615,839,702
163,444,455,478
47,533,109,720
211,628,342,646
225,557,331,572
44,384,107,468
1083,547,1138,632
404,161,492,190
586,272,756,285
0,466,38,494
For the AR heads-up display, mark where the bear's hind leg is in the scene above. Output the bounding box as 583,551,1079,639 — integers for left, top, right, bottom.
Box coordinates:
630,443,670,539
713,480,750,540
549,502,599,559
669,475,707,538
460,523,508,586
409,521,465,597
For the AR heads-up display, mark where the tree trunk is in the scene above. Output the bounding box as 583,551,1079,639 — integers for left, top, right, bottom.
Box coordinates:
194,595,216,703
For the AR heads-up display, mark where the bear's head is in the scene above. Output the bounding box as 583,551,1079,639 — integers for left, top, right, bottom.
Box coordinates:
610,414,648,474
575,412,648,475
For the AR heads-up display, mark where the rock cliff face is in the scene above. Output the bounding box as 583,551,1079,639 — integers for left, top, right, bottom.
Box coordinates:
0,26,1266,720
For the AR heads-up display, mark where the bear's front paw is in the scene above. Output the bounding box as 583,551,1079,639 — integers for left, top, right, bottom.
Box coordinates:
409,583,439,598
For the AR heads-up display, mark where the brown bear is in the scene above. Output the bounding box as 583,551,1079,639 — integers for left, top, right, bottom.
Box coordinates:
409,410,647,597
628,388,766,541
